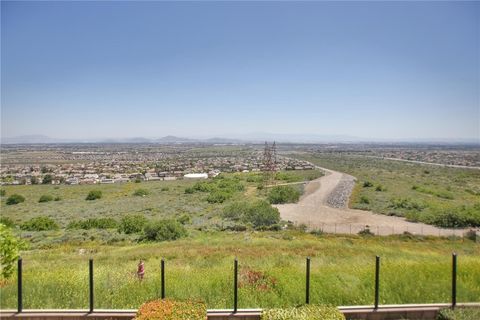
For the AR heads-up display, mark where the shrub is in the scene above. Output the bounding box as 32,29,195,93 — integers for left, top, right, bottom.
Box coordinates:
143,219,187,242
437,308,480,320
38,195,54,203
118,215,148,234
363,181,373,187
177,214,191,225
184,187,194,194
359,196,370,204
358,226,374,236
68,218,118,230
0,217,15,228
267,186,301,204
54,196,61,201
223,200,280,229
375,185,385,192
389,198,425,211
262,305,345,320
42,174,54,184
0,223,26,279
0,189,5,196
6,194,25,205
161,187,170,191
135,299,206,320
206,191,229,203
133,189,149,197
86,190,102,200
429,209,480,228
21,216,59,231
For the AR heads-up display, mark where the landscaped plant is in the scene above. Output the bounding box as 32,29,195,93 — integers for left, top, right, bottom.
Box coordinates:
6,194,25,205
86,190,102,200
135,299,206,320
437,307,480,320
262,305,345,320
21,216,59,231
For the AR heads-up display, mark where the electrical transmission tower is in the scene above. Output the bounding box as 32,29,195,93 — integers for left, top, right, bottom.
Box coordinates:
263,141,277,186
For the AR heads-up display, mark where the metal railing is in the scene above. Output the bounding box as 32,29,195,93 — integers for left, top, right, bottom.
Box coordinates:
13,253,462,314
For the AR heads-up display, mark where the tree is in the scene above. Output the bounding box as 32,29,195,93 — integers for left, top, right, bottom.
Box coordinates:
42,174,53,185
0,223,26,279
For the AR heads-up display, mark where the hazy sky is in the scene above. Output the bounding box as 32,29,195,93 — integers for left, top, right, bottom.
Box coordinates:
1,1,479,141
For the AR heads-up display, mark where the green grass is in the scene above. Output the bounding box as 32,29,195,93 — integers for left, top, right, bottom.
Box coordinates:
296,154,480,227
0,231,479,309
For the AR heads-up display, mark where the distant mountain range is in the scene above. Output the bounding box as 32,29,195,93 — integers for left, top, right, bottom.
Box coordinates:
1,134,478,145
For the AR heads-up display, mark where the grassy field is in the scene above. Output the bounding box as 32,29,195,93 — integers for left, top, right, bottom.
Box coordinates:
295,153,480,227
0,231,479,309
0,170,322,247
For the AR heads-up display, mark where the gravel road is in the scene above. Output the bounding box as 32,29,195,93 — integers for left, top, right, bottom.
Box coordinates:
274,166,471,236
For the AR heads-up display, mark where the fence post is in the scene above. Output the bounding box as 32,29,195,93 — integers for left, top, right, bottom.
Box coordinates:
161,259,165,299
233,258,238,313
452,253,457,309
17,258,22,313
306,257,311,304
375,256,380,309
89,259,94,313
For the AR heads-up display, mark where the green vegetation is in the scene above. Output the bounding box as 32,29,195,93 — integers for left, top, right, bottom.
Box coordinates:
21,216,59,231
39,195,54,203
267,186,301,204
136,299,207,320
0,231,478,309
189,175,245,204
437,308,480,320
42,174,53,185
0,189,6,196
142,219,187,241
0,223,26,279
262,305,345,320
0,217,15,228
297,154,480,228
133,189,149,197
118,214,148,234
86,190,102,200
6,194,25,205
223,200,280,229
67,218,118,230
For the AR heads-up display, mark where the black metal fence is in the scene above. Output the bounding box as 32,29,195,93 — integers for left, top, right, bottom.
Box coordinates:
14,253,460,313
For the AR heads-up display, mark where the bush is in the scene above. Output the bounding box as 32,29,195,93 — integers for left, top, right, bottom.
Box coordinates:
464,229,477,241
0,189,5,196
358,226,374,236
68,218,118,230
38,195,54,203
437,308,480,320
143,219,187,242
42,174,53,184
429,209,480,228
223,200,280,229
135,299,206,320
86,190,102,200
262,305,345,320
0,223,26,279
267,186,301,204
363,181,373,188
375,185,385,192
133,189,149,197
0,217,15,228
6,194,25,205
21,216,59,231
206,191,229,203
184,187,194,194
54,196,61,201
118,215,148,234
177,214,191,225
161,187,170,191
359,196,370,204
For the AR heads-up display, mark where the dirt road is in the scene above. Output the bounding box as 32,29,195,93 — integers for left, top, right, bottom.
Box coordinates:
274,167,470,236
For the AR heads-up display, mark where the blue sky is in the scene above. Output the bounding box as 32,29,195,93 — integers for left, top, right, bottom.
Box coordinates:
1,1,479,141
